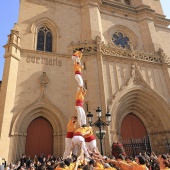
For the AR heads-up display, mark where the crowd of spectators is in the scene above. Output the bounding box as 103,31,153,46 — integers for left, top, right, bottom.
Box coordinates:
3,151,170,170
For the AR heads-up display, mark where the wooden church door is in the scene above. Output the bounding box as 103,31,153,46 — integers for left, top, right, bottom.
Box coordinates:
121,113,147,140
25,117,53,159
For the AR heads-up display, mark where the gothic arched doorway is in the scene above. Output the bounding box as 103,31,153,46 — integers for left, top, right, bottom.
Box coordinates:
25,117,53,159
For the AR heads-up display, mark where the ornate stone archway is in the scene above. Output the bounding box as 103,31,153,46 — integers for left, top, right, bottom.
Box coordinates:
9,86,67,163
109,87,170,153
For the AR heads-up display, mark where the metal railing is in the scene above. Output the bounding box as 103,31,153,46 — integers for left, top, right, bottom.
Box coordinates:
119,135,152,157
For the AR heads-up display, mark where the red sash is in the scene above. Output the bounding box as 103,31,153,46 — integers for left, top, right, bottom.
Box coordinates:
75,71,82,75
85,135,95,142
75,100,84,107
66,132,74,138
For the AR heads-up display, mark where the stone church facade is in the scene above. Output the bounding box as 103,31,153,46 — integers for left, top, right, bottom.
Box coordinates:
0,0,170,163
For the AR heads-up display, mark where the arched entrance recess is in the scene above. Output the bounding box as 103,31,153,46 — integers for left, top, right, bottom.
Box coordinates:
109,87,170,153
121,113,147,140
10,102,67,163
26,117,53,159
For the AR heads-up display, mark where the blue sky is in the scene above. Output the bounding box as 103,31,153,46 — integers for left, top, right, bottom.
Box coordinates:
0,0,170,80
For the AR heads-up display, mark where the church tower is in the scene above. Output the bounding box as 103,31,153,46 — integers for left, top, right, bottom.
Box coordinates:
0,0,170,163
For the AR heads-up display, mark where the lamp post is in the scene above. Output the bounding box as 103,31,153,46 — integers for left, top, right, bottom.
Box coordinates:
86,107,111,155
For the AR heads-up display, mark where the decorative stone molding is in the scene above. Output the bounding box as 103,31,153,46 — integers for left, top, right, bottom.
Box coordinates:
150,131,170,136
108,60,167,111
11,132,27,136
39,72,49,88
69,36,169,64
101,43,164,63
107,62,157,112
69,39,97,54
157,48,170,65
126,63,151,89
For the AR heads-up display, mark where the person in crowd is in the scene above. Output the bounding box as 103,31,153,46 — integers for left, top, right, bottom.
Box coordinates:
74,61,84,88
36,161,42,169
92,157,105,170
38,155,44,164
125,156,137,166
20,163,27,170
33,156,38,168
69,125,92,159
26,157,33,169
42,157,46,164
6,163,15,170
72,154,84,170
158,154,170,170
84,127,97,152
118,155,149,170
81,165,90,170
13,151,170,170
46,161,53,170
63,116,77,159
20,155,27,167
116,156,137,170
107,155,148,170
15,161,21,170
54,161,66,170
160,160,170,170
75,87,87,127
64,157,75,170
72,48,84,63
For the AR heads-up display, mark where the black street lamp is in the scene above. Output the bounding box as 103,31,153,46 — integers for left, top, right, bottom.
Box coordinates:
86,107,111,155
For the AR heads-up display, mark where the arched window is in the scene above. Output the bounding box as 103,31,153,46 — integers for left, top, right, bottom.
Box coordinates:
112,32,130,48
37,26,52,52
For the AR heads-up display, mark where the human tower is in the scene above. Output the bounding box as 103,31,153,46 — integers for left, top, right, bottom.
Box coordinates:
63,48,98,160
